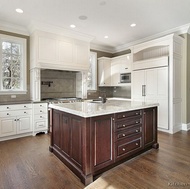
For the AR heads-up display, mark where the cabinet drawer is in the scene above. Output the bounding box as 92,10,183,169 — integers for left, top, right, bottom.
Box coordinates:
33,103,48,109
0,110,32,118
33,108,48,114
115,134,142,160
115,118,142,131
115,125,142,141
34,114,48,120
0,104,32,111
34,120,47,130
115,110,142,120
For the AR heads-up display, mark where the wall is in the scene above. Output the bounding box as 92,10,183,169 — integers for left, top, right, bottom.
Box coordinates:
41,69,77,99
0,30,30,102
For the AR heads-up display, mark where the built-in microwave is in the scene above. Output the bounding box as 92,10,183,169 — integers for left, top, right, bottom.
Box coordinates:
120,73,131,83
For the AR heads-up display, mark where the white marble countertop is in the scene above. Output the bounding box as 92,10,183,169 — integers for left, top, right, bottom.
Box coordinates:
49,98,158,118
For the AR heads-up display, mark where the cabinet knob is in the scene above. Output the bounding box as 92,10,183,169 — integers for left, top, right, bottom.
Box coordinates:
7,113,9,115
40,110,42,112
24,106,26,108
112,118,115,121
14,119,17,121
7,107,9,109
40,105,42,107
122,134,125,137
17,119,20,121
122,115,126,118
135,121,139,124
135,112,139,115
122,148,126,151
40,116,42,118
136,143,138,146
122,125,126,127
24,112,26,114
135,130,138,133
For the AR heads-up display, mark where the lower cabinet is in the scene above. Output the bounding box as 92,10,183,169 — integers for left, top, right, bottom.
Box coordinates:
50,106,158,186
0,104,32,141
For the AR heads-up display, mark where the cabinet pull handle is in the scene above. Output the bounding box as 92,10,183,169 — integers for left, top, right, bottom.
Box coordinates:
122,134,125,137
142,85,146,96
136,143,138,146
122,148,126,151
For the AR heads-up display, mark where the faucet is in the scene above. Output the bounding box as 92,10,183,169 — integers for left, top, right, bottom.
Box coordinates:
99,94,107,103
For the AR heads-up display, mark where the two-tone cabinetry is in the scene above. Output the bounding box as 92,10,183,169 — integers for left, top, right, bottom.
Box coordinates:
0,104,32,141
33,102,48,136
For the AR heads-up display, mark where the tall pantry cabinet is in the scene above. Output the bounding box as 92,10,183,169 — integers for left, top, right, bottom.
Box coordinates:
131,34,184,134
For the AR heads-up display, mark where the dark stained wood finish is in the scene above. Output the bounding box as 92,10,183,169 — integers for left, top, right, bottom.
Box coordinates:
91,114,114,172
50,107,158,185
0,131,190,188
143,107,158,148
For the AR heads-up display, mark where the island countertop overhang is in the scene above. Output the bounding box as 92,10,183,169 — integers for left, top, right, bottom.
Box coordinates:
49,99,159,118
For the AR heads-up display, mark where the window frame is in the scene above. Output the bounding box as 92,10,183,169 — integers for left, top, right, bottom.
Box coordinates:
0,34,27,95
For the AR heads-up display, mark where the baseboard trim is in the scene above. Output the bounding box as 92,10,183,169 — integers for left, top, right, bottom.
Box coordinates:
182,123,190,131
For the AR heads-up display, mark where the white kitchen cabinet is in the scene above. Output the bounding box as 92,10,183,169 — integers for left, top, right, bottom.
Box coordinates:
30,30,90,71
132,66,168,130
0,104,32,141
98,57,111,86
33,102,48,136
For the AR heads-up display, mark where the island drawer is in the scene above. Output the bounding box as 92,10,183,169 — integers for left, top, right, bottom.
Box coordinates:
115,125,142,141
115,110,142,121
115,134,143,160
114,117,142,131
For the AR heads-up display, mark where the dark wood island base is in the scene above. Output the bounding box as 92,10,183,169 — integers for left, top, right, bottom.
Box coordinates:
49,107,158,186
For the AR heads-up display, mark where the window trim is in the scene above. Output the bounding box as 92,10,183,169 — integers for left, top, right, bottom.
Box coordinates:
0,34,27,95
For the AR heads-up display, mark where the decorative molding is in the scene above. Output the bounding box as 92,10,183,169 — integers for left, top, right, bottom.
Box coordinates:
0,20,29,36
91,23,190,53
182,123,190,131
27,21,95,42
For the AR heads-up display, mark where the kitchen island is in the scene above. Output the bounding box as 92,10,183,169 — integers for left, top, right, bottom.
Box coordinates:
49,99,159,185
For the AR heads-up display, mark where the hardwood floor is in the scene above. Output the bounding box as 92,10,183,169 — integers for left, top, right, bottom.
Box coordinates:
0,131,189,189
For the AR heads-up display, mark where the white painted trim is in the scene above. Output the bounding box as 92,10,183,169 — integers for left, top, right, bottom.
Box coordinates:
28,21,94,42
182,123,190,131
91,23,190,53
0,20,29,36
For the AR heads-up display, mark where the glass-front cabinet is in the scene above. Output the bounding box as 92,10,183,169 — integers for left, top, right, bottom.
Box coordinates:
0,34,26,94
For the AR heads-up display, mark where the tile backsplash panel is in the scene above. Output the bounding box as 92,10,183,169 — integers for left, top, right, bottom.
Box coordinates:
41,69,77,99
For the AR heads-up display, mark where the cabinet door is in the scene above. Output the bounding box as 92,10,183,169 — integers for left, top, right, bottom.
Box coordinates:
17,116,32,134
111,59,120,86
91,114,114,172
132,70,145,101
98,59,111,86
0,117,16,137
143,107,158,148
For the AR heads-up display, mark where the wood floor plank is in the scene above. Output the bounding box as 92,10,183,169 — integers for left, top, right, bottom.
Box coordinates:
0,131,190,189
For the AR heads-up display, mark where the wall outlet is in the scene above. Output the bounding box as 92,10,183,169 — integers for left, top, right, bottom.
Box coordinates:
11,95,16,98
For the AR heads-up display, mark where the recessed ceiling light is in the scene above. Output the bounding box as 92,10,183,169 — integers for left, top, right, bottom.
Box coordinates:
79,15,88,20
70,24,76,28
130,23,136,27
16,8,23,14
104,36,108,39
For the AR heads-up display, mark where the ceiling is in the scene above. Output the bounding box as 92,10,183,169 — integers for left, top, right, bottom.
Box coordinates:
0,0,190,53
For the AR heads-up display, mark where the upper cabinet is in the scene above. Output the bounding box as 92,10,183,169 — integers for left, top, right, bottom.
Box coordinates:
98,54,131,87
30,30,90,71
98,57,111,86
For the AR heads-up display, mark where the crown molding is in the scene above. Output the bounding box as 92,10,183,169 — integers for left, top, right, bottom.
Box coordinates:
0,20,29,36
90,42,115,54
27,21,95,42
91,23,190,54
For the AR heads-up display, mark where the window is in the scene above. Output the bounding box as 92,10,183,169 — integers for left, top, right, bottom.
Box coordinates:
87,52,97,90
0,34,27,94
